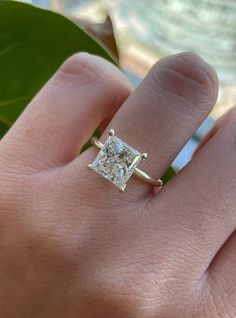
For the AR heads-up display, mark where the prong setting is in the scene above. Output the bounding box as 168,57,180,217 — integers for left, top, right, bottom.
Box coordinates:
142,153,148,160
119,185,126,192
109,129,115,136
89,129,146,192
89,131,163,190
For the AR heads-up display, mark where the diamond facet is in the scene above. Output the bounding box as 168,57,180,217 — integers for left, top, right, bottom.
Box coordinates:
90,135,143,190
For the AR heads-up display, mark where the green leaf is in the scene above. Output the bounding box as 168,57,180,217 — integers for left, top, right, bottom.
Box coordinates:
0,1,177,184
161,166,177,184
0,0,115,137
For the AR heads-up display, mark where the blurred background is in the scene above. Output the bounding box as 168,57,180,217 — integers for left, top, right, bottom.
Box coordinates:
21,0,236,168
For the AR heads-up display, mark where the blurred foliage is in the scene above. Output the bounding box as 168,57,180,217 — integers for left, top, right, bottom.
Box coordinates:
0,0,114,137
161,166,176,185
0,0,175,183
76,15,119,59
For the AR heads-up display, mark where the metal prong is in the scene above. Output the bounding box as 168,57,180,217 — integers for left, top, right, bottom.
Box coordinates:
119,184,126,192
142,153,148,160
87,164,93,170
109,129,115,136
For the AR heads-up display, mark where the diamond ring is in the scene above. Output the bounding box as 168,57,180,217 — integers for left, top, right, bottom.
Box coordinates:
88,129,163,192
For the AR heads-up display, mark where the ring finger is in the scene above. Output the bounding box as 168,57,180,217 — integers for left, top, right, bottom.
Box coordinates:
69,52,218,201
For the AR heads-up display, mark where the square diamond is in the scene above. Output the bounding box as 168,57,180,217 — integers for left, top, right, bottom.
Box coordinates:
90,135,143,190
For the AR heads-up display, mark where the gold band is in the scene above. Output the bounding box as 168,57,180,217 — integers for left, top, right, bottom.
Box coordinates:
91,137,163,187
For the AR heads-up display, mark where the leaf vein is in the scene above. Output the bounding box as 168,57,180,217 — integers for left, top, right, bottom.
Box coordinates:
0,96,29,108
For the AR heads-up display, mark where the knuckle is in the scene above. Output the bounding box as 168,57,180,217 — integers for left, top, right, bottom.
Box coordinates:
60,52,95,74
58,52,104,82
56,52,132,101
150,52,218,115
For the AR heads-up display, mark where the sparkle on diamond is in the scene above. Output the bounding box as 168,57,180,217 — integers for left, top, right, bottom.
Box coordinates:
90,135,143,190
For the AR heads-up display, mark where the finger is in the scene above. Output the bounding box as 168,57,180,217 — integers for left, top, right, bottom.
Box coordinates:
151,107,236,278
74,52,218,199
194,112,228,155
0,53,132,172
207,231,236,304
201,111,236,299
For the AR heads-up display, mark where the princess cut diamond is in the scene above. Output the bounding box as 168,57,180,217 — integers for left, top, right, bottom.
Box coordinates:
90,134,143,190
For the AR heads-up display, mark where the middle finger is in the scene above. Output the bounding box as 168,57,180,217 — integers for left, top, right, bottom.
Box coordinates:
79,52,218,200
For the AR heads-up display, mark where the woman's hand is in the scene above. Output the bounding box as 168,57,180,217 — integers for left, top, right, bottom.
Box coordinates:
0,52,235,318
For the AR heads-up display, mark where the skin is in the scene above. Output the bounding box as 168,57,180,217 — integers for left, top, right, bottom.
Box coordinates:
0,52,235,317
